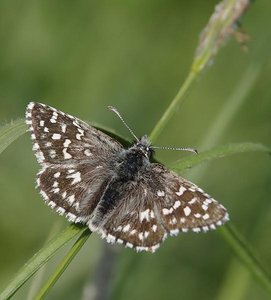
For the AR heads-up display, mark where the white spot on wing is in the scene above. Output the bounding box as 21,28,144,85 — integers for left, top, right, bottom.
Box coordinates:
61,124,67,133
202,226,209,232
67,171,81,184
194,213,202,218
36,151,45,162
169,217,177,225
63,139,71,147
170,229,179,236
63,148,72,159
27,102,35,110
84,149,92,156
202,204,208,211
157,190,165,197
52,133,61,140
67,194,75,205
67,212,77,222
106,234,116,244
56,207,65,215
54,172,61,178
130,229,137,235
188,197,197,205
173,200,181,209
139,209,150,222
144,231,149,238
150,244,160,252
184,206,191,216
48,200,56,208
40,190,49,200
176,186,186,196
152,224,157,232
126,242,133,248
122,224,131,232
203,213,210,220
50,150,56,158
32,143,39,151
53,181,58,187
162,207,173,215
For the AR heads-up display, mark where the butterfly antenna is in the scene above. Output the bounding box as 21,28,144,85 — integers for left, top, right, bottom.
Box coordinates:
108,106,139,141
151,146,198,154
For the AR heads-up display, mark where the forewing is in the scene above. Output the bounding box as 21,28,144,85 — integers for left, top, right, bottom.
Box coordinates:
26,102,122,165
26,102,122,222
151,164,229,235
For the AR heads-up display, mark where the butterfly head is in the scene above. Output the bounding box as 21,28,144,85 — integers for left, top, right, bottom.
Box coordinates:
133,135,154,160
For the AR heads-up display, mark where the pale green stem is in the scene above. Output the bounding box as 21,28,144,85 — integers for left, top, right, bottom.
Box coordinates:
149,71,196,142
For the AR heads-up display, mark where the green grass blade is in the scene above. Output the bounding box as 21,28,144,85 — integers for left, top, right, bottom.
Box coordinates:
0,225,84,300
149,71,196,142
34,229,91,300
170,142,270,172
26,221,63,300
220,224,271,295
0,119,26,155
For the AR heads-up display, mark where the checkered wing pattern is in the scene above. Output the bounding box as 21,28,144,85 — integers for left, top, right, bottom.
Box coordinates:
99,164,228,252
26,102,122,164
26,102,229,252
26,102,122,222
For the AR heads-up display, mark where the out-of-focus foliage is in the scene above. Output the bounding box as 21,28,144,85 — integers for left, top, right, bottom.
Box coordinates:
0,1,271,299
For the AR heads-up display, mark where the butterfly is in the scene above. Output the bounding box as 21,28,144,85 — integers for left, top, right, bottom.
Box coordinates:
26,102,229,252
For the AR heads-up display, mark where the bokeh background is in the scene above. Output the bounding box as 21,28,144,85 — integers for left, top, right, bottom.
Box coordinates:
1,1,271,299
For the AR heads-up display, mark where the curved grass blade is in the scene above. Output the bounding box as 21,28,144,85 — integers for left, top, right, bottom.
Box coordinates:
220,224,271,295
0,119,26,155
34,229,91,300
170,142,271,172
0,225,87,300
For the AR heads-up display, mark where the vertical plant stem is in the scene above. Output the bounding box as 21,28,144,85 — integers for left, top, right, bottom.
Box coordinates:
149,71,196,142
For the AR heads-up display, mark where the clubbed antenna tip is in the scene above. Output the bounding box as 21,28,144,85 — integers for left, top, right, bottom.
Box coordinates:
151,146,198,155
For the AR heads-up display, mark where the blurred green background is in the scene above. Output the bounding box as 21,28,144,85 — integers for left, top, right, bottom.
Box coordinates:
1,1,271,299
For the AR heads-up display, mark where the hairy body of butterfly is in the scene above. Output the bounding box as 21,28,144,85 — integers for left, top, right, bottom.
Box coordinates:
26,102,229,252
